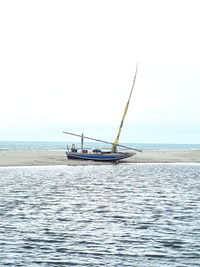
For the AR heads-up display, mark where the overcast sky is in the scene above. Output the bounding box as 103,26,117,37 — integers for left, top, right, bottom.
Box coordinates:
0,0,200,143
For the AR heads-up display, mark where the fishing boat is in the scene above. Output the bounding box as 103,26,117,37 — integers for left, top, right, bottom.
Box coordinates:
63,64,142,162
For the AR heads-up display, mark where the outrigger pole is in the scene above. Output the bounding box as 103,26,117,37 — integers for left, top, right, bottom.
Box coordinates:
63,131,142,152
112,63,138,152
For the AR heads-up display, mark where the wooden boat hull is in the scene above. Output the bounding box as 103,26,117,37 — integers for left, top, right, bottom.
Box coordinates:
66,151,135,162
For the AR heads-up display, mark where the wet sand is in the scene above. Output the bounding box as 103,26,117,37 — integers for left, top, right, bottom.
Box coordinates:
0,150,200,167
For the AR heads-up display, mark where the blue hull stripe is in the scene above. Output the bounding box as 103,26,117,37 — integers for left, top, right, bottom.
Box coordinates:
66,152,134,161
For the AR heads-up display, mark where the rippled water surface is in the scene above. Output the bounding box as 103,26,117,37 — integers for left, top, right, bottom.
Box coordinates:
0,164,200,266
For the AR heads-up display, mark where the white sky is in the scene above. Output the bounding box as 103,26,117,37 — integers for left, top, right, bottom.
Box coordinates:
0,0,200,143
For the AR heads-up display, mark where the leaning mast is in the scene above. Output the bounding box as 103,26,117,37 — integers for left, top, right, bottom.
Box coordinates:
112,64,138,152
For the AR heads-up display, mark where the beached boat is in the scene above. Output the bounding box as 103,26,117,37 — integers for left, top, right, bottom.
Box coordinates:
63,64,141,162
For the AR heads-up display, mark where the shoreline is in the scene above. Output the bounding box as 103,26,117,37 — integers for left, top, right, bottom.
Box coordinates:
0,149,200,167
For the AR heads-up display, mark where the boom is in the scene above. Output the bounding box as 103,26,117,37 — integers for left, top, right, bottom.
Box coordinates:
63,131,142,152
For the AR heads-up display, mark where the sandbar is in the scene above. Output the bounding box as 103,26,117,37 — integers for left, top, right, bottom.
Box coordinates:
0,150,200,167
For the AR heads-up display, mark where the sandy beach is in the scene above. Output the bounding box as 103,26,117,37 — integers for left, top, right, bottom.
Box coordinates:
0,150,200,167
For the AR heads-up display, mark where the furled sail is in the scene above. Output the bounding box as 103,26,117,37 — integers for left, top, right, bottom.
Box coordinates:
112,64,138,152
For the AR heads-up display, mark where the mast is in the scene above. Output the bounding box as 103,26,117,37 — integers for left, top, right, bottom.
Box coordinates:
81,133,84,152
112,64,138,152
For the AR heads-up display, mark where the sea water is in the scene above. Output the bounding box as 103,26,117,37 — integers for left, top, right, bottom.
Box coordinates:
0,141,199,151
0,163,200,266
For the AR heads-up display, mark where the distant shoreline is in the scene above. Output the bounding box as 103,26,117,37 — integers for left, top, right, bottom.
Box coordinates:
0,150,200,167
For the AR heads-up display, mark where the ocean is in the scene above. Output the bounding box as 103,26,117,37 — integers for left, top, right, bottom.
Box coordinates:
0,141,199,151
0,163,200,266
